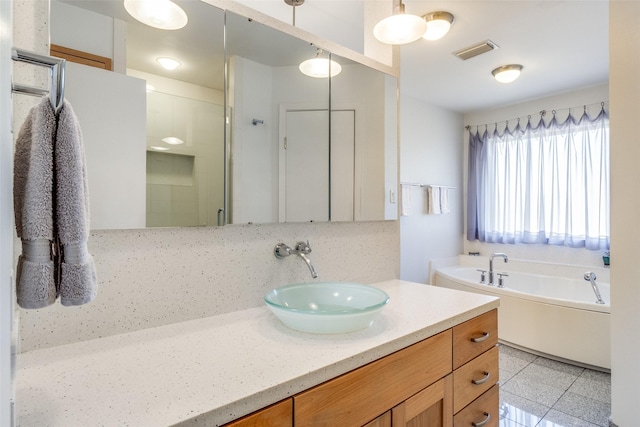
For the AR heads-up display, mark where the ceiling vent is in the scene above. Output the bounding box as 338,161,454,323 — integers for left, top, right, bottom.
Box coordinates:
453,40,499,60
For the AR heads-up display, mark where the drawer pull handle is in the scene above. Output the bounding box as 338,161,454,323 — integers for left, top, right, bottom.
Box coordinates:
471,371,491,385
471,412,491,427
470,332,490,343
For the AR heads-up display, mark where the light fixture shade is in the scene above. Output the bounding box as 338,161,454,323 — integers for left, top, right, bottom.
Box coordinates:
156,57,181,70
124,0,188,30
492,64,523,83
299,49,342,78
162,136,185,145
422,11,454,41
373,4,427,45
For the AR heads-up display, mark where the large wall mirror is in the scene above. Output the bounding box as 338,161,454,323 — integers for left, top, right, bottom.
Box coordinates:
50,1,397,229
226,11,398,224
51,0,226,229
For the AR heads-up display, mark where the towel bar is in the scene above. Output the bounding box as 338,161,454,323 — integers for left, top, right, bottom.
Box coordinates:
11,47,66,113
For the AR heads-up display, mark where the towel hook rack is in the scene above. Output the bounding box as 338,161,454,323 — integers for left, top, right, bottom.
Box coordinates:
11,47,66,113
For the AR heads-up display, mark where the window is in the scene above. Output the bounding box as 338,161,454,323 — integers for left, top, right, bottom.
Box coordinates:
467,109,609,250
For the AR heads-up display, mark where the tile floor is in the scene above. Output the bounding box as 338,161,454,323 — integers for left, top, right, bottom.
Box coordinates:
499,344,611,427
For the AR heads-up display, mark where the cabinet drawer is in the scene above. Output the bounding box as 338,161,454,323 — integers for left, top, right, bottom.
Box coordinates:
294,330,452,427
453,346,499,413
454,384,499,427
223,398,292,427
453,310,498,369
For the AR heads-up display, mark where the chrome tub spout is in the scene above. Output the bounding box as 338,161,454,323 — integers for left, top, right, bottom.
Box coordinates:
489,252,508,285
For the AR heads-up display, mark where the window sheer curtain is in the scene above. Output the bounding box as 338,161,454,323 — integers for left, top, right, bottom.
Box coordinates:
467,109,609,250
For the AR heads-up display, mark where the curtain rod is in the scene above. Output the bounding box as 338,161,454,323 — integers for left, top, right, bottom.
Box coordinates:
464,100,608,132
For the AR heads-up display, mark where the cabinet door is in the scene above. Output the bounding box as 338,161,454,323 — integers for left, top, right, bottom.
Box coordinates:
392,374,453,427
364,411,392,427
224,399,292,427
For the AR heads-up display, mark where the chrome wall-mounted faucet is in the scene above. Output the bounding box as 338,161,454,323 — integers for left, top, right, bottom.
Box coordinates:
274,240,318,279
584,271,605,304
489,252,508,285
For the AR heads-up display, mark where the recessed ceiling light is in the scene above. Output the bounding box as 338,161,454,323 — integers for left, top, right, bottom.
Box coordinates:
150,146,170,151
123,0,188,30
162,136,185,145
156,57,181,70
492,64,523,83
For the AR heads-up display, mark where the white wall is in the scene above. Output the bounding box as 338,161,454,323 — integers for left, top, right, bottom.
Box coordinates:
399,95,464,283
609,2,640,425
463,83,609,268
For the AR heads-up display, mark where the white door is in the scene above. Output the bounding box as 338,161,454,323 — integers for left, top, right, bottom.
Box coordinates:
284,110,330,222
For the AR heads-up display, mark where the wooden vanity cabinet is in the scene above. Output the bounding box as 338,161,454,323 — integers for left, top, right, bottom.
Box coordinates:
223,399,292,427
224,309,499,427
294,330,452,427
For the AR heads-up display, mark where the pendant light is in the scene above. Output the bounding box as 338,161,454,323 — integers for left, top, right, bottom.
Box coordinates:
299,48,342,78
123,0,188,30
492,64,523,83
421,11,454,41
373,1,427,45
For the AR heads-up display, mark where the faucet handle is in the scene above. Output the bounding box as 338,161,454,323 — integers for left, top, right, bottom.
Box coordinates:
497,272,509,288
295,240,312,254
476,269,487,284
274,243,292,259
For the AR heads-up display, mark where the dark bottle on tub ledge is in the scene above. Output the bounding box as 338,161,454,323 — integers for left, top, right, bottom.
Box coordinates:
603,251,610,267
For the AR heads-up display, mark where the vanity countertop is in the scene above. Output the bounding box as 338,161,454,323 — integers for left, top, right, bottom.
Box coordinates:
16,280,499,427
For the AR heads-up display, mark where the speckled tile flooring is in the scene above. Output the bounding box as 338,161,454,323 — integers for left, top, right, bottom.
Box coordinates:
499,344,611,427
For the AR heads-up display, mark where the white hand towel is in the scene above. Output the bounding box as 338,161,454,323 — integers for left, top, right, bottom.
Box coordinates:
440,188,451,214
401,184,413,216
426,186,441,215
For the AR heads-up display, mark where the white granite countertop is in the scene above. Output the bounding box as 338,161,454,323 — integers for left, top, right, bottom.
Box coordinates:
16,280,499,427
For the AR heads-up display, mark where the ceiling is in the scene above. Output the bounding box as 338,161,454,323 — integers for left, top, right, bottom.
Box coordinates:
399,1,609,113
59,0,609,115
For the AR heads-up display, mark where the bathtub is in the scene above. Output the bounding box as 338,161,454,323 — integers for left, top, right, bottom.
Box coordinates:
434,264,611,370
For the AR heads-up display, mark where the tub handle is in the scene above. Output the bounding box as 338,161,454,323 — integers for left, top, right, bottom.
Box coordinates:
471,412,491,427
472,371,491,385
471,332,490,343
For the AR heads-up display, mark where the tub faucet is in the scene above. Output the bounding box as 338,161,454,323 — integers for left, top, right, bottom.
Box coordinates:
489,252,508,285
274,241,318,279
584,272,605,304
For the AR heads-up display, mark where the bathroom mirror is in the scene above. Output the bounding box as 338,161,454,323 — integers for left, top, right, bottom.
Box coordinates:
225,11,331,224
329,54,398,221
51,1,398,228
225,11,398,224
51,0,226,229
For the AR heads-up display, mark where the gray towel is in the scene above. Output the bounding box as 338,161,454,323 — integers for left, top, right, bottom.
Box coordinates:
14,99,57,309
56,100,97,306
13,98,97,309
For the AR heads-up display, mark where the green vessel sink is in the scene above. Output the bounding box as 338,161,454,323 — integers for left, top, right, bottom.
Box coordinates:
264,282,390,334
